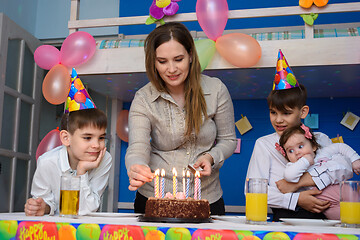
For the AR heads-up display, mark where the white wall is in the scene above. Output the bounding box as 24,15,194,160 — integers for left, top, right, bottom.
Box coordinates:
35,0,119,40
0,0,38,35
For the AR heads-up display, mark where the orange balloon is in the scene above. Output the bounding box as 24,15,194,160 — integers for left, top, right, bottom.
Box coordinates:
215,33,262,68
42,64,71,105
116,110,129,142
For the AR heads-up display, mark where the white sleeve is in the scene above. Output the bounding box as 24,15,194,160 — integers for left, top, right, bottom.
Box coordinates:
78,151,112,215
326,143,360,163
246,138,299,210
30,157,58,215
284,158,311,183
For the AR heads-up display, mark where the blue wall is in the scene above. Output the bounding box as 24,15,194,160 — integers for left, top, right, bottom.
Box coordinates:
118,97,360,209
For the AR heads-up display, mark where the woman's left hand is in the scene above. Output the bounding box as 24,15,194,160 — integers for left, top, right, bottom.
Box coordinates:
193,153,214,177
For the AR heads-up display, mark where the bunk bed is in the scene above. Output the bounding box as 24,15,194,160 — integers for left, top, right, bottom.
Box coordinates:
65,0,360,213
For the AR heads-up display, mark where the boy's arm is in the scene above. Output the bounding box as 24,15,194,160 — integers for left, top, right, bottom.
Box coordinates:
77,151,112,215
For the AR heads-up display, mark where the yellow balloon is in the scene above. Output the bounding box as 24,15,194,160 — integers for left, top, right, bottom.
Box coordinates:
156,0,170,8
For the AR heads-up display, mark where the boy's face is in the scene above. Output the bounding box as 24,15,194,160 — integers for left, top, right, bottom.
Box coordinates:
65,126,106,163
283,133,316,163
269,106,308,136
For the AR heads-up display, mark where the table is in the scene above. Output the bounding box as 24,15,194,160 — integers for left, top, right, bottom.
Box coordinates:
0,212,359,239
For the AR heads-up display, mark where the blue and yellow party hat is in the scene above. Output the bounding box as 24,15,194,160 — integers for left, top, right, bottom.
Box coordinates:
64,68,96,113
273,49,299,90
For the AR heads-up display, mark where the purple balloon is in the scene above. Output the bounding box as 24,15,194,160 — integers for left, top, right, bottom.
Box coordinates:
60,31,96,67
34,45,60,70
196,0,229,41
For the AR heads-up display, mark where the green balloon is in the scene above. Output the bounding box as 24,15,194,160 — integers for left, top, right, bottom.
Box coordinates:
194,39,216,72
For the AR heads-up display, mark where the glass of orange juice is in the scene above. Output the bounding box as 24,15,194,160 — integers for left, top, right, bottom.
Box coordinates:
246,178,268,225
340,181,360,228
60,174,80,218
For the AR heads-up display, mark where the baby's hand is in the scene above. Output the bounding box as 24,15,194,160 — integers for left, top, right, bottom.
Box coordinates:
352,159,360,175
77,148,106,175
303,153,315,165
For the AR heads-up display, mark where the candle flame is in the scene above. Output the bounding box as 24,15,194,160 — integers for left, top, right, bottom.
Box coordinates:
182,169,185,177
195,170,200,178
172,167,177,177
186,170,190,178
161,169,165,177
155,169,160,176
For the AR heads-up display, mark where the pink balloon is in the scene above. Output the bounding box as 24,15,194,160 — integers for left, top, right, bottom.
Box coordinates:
216,33,262,68
116,110,129,142
42,64,71,105
196,0,229,41
36,128,62,160
34,45,60,70
60,31,96,67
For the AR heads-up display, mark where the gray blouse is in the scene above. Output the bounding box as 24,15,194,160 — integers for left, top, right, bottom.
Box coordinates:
125,74,237,203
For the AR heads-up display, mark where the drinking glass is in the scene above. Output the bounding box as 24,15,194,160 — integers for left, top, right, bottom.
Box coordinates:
60,174,80,217
340,181,360,228
245,178,268,224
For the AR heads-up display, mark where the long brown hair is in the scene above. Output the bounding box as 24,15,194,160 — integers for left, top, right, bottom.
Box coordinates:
144,22,207,137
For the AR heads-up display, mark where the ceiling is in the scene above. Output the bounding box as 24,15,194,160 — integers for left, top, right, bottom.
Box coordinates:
80,64,360,102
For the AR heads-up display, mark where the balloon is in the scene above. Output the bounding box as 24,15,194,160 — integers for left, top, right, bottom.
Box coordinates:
42,64,71,105
34,45,60,70
196,0,229,41
116,110,129,142
36,128,62,160
194,39,216,72
215,33,262,68
60,31,96,67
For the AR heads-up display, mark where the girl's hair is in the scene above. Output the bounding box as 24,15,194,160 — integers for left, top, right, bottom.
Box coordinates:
279,123,320,160
60,108,107,134
267,84,307,112
144,22,207,137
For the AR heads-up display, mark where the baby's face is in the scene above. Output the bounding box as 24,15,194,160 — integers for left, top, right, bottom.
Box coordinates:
284,133,316,163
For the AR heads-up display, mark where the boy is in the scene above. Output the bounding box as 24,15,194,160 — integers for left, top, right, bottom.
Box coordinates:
24,70,112,216
245,50,353,221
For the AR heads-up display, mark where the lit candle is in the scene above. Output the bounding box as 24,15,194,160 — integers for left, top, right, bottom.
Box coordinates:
160,169,165,198
186,170,190,198
154,169,160,198
172,168,177,197
182,169,186,195
195,171,200,200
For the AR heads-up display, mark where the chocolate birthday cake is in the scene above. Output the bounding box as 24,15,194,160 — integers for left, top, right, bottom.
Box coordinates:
145,197,210,219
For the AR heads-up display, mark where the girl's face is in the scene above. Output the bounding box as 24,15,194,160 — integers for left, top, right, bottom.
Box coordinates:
283,133,316,163
269,106,308,136
155,39,191,94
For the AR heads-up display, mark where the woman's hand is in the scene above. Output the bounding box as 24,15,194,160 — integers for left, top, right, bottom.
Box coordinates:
298,188,330,213
193,153,214,177
128,164,154,191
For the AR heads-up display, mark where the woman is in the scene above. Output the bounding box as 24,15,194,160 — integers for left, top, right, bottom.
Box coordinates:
125,22,237,215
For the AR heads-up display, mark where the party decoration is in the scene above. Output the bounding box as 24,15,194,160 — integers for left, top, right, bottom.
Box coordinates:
300,13,318,26
64,69,95,113
273,49,299,90
196,0,229,41
299,0,328,8
34,45,60,70
36,128,62,160
42,64,71,105
216,33,261,68
194,39,216,72
147,0,181,24
304,113,319,129
331,134,344,143
116,110,129,142
340,112,360,130
60,31,96,67
235,115,253,135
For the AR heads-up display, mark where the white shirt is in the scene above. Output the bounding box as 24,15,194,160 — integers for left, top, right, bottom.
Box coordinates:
31,145,112,215
246,132,353,210
284,143,357,184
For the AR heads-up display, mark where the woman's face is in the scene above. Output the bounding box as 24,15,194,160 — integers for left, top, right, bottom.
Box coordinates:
155,39,191,93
